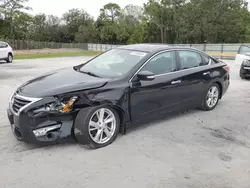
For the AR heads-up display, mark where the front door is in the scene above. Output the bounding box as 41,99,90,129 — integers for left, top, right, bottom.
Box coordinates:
129,50,183,121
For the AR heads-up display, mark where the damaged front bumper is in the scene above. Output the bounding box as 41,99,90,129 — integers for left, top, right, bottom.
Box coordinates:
7,94,77,144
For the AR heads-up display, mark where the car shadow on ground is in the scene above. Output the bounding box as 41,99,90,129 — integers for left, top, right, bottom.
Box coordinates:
126,108,199,134
0,61,8,64
16,108,199,151
15,137,77,152
17,104,248,151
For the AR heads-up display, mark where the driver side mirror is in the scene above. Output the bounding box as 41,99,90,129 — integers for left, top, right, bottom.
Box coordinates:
137,70,155,81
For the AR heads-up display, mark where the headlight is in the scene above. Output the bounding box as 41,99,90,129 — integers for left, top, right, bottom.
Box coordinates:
242,60,250,66
33,96,78,114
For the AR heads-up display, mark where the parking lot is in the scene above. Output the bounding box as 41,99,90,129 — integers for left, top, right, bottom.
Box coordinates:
0,57,250,188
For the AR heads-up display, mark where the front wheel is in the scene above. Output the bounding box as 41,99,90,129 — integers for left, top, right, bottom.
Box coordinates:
6,54,13,63
240,74,249,80
74,106,120,149
240,74,245,79
201,83,220,111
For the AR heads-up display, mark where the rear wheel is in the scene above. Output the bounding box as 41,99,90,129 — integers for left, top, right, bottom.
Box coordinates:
74,105,120,149
6,53,13,63
201,83,220,111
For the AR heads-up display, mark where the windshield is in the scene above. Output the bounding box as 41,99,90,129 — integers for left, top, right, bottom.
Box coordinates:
79,49,148,78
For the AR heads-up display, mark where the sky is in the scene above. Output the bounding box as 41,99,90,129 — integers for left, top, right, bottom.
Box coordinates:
27,0,148,19
26,0,250,19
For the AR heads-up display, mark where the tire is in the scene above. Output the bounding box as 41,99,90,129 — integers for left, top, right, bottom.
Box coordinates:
74,105,120,149
240,74,249,80
6,53,13,63
240,74,246,79
201,83,220,111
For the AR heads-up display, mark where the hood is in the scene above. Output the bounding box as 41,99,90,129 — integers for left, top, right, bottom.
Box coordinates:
18,67,109,97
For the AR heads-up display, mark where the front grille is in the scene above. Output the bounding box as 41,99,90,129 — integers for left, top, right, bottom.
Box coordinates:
12,95,31,113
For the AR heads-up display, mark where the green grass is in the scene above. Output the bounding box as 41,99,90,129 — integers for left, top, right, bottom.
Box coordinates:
14,51,102,60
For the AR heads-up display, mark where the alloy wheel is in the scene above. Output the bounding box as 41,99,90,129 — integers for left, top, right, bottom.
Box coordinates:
8,55,12,62
88,108,116,144
206,86,219,108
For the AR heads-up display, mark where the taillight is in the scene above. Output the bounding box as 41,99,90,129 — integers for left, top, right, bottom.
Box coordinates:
223,65,230,72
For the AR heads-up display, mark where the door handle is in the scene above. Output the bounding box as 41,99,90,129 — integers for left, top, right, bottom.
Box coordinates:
203,71,210,76
171,80,181,85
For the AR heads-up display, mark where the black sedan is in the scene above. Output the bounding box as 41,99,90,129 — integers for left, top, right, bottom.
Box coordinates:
7,44,230,149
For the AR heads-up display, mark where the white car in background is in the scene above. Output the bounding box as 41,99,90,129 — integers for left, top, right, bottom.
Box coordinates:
235,45,250,79
235,45,250,65
0,41,14,63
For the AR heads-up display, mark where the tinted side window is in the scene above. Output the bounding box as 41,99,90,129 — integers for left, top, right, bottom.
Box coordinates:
141,51,177,75
239,46,250,54
179,51,203,70
201,54,218,65
210,58,218,64
202,55,210,66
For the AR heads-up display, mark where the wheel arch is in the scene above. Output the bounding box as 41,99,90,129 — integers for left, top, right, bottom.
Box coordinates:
212,81,223,99
91,101,127,134
73,103,125,148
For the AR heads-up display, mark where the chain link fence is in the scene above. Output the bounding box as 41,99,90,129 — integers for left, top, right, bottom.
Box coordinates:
1,40,249,59
88,43,249,60
2,39,88,51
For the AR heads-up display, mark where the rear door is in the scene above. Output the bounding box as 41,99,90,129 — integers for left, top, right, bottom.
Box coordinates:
176,50,212,106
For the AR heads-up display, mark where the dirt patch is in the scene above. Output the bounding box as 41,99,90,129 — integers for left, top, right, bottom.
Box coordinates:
202,127,249,148
218,152,232,162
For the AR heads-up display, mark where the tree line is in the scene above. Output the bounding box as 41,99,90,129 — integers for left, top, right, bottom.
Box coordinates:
0,0,250,44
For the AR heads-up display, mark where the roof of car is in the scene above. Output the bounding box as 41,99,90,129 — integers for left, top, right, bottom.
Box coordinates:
118,43,197,53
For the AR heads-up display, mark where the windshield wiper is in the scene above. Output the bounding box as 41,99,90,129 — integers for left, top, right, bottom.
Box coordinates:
81,71,101,78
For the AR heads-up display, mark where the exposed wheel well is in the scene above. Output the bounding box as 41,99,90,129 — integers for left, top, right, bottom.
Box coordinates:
8,52,13,56
214,81,223,99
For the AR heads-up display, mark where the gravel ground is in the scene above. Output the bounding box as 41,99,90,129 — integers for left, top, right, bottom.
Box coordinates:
0,57,250,188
